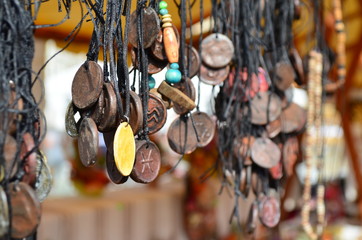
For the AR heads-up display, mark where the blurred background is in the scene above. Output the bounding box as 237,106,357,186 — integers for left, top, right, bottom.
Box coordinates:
31,0,362,239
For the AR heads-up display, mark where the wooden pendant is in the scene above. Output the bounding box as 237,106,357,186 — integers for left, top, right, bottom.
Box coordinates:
157,81,196,111
163,27,179,63
113,122,136,176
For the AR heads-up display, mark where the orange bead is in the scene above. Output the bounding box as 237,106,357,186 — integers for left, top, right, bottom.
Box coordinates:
163,27,179,63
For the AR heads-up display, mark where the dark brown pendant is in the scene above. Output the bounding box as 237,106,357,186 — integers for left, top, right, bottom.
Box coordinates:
191,111,215,147
274,61,295,91
167,116,198,154
78,117,99,167
280,102,307,133
172,79,196,115
151,30,168,61
106,145,128,184
147,93,167,135
65,101,81,138
199,64,230,86
201,33,234,68
250,92,282,125
88,89,105,125
127,91,143,135
185,47,201,78
129,8,160,49
251,138,281,168
9,182,41,239
131,140,161,183
98,83,118,132
72,61,103,110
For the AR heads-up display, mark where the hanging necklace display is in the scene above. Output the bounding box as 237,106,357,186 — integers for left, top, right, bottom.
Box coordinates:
0,0,56,238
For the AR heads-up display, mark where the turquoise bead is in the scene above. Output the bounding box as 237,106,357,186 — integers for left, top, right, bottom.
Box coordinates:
159,8,168,16
165,68,182,83
170,63,179,69
148,76,156,89
159,1,168,9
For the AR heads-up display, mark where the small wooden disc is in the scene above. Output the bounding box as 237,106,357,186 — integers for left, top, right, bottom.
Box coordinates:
65,102,81,138
0,186,9,237
88,88,105,125
201,33,234,68
78,118,99,167
280,103,307,133
250,92,282,125
21,133,37,187
131,48,168,74
128,91,143,135
129,8,160,49
131,140,161,183
9,182,41,239
72,61,103,110
283,137,299,177
147,93,167,135
106,145,128,184
274,61,295,91
113,122,136,176
266,117,282,138
35,154,53,202
98,83,118,132
185,47,201,78
191,111,215,147
167,116,198,155
251,138,281,168
151,30,167,61
172,79,196,115
199,64,230,86
258,195,281,228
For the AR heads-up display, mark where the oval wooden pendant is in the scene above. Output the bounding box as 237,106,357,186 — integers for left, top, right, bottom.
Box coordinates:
251,138,281,169
78,117,99,167
147,93,167,135
167,116,198,154
184,46,201,78
280,102,307,133
106,146,128,184
199,64,230,86
113,122,136,176
65,101,81,138
191,111,215,147
0,186,9,237
201,33,234,68
131,140,161,183
127,91,143,135
35,154,52,202
10,182,41,239
274,61,295,91
71,61,103,110
258,195,281,228
98,82,118,132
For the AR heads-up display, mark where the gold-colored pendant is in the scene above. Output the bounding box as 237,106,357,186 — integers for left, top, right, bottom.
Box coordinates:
113,122,136,176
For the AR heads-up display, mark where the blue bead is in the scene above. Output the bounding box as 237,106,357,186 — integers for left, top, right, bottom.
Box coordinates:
170,63,179,69
148,76,156,89
159,8,168,16
165,69,182,83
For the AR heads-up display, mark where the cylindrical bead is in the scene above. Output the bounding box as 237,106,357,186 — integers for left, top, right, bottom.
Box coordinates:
163,27,179,63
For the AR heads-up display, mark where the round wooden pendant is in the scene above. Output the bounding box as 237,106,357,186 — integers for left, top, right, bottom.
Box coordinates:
106,146,128,184
131,140,161,183
258,195,281,228
65,101,81,138
147,93,167,135
9,182,41,239
35,154,52,202
21,133,37,187
199,64,230,86
151,30,168,61
250,92,282,125
185,47,201,78
274,61,295,91
251,138,281,169
173,79,196,115
127,91,143,135
129,8,160,49
0,186,9,237
167,116,198,155
201,33,234,68
280,102,307,133
283,137,299,177
72,61,103,110
191,111,215,147
103,130,116,149
88,88,105,126
131,48,168,74
98,83,118,132
78,117,99,167
113,122,136,176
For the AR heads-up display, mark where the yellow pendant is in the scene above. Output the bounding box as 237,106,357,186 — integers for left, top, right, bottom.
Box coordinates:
113,122,136,176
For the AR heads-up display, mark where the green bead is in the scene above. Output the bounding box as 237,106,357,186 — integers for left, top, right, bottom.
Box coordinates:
148,76,156,89
159,8,168,16
165,69,182,83
159,1,168,10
